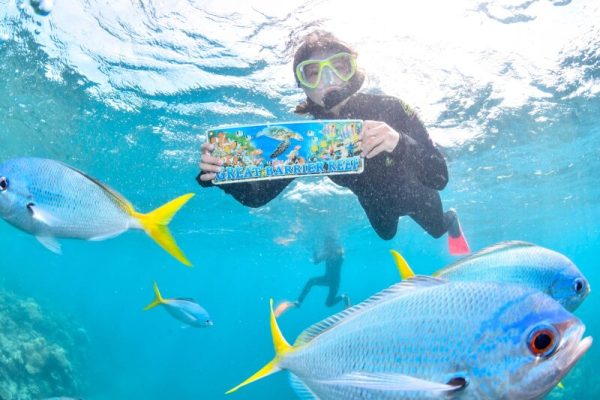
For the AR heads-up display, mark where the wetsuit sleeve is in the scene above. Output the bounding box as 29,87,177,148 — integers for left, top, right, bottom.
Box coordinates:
389,100,448,190
196,174,293,208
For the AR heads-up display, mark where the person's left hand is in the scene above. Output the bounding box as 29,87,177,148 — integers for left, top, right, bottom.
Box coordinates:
360,120,401,159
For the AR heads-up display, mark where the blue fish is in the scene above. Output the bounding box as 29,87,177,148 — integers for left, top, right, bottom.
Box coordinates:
144,282,212,328
392,241,590,311
0,157,193,265
227,278,591,399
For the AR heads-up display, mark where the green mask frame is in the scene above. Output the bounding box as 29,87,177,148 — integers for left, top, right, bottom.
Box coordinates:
296,52,357,89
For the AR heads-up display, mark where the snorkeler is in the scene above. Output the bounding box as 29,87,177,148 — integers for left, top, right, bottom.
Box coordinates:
198,30,469,255
274,235,350,318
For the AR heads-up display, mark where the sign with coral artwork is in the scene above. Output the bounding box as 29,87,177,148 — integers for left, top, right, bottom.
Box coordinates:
206,120,363,184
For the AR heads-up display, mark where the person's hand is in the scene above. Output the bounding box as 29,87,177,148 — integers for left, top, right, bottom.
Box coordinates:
198,142,223,181
360,120,401,159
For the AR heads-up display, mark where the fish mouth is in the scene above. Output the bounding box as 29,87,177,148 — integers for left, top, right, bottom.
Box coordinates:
519,325,592,400
555,322,592,377
562,335,592,369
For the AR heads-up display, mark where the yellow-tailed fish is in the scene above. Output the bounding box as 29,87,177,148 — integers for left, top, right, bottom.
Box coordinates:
391,241,590,311
144,282,212,328
227,278,591,399
0,157,193,266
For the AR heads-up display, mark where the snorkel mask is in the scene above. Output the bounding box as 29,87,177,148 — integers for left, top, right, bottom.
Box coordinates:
295,52,357,89
293,30,365,110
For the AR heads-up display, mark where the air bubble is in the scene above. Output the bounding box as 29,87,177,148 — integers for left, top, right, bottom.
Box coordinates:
30,0,54,16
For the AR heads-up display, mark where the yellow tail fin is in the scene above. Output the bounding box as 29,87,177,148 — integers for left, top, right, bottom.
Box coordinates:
133,193,194,267
226,299,293,395
390,250,415,280
144,281,167,311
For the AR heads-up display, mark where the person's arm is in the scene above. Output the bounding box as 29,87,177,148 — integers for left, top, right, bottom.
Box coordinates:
388,99,448,190
196,175,292,208
312,248,325,264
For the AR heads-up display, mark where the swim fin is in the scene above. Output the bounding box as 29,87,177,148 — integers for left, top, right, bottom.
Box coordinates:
274,300,299,318
446,209,470,256
449,233,470,256
448,223,470,256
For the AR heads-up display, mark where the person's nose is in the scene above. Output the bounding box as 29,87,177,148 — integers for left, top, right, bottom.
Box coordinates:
321,67,339,86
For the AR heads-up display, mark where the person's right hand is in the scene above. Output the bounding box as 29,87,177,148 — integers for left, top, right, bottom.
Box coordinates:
198,142,223,181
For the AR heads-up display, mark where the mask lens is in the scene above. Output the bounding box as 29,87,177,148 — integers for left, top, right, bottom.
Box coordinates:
299,61,322,87
330,53,355,80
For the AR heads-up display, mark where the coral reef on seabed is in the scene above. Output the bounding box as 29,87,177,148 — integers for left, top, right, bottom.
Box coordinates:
0,288,87,400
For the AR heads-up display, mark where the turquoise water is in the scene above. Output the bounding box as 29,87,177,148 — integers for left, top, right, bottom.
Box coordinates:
1,0,599,399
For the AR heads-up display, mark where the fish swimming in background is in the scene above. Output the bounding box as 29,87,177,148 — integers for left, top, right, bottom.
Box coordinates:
227,277,592,399
144,282,213,328
391,241,590,311
0,157,193,266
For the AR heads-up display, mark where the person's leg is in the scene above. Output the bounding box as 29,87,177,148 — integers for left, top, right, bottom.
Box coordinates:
297,276,328,304
326,291,352,308
356,193,399,240
408,189,470,254
325,279,342,307
407,189,447,238
443,209,461,238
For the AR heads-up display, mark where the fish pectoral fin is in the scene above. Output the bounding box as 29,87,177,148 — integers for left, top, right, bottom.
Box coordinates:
35,235,62,254
27,203,62,227
319,372,461,393
182,311,197,322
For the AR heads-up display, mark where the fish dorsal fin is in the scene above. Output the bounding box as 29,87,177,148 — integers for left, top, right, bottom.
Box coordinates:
434,241,535,276
294,276,446,346
390,249,415,280
175,297,196,303
60,162,134,214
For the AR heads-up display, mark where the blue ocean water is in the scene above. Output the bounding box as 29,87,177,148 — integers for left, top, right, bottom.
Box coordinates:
0,0,599,399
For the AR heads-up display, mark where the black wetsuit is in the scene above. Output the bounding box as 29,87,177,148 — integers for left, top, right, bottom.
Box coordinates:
297,246,346,307
197,92,451,240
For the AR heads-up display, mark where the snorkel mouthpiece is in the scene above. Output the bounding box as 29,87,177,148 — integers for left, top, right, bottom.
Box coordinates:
323,88,349,109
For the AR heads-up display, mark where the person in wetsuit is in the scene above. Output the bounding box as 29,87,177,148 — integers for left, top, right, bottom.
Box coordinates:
198,30,469,254
274,235,350,318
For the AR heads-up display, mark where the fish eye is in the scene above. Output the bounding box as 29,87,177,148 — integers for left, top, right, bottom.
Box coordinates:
528,325,558,357
573,278,585,294
446,376,468,390
0,177,8,191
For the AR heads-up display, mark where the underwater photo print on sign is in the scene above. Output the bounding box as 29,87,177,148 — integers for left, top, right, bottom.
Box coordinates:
207,120,363,184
